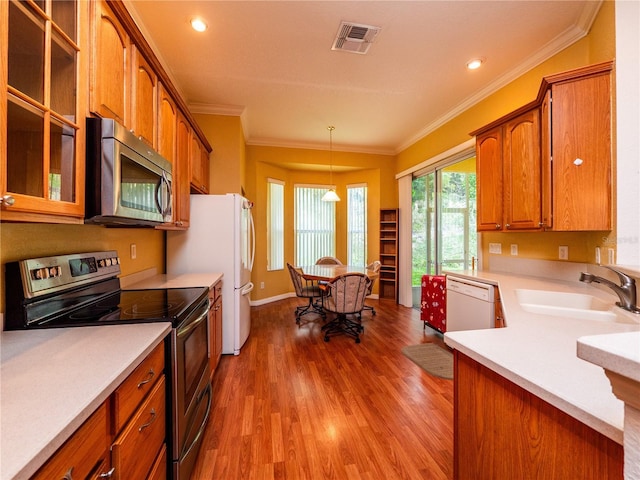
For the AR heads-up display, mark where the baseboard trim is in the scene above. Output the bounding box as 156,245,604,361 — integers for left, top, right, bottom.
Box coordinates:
250,292,296,306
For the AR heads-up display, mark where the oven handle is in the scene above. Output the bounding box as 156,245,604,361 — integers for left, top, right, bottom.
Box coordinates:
180,381,212,460
176,300,209,338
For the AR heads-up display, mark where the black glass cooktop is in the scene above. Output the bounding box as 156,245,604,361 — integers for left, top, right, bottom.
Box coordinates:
19,285,208,329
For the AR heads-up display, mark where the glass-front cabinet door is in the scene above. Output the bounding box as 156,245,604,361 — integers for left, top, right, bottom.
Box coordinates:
1,0,87,222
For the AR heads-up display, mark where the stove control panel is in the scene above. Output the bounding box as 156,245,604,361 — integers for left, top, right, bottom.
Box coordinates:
16,251,122,298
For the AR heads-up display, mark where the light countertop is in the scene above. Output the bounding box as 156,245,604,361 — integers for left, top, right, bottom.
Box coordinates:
443,269,640,445
122,271,223,290
0,323,171,480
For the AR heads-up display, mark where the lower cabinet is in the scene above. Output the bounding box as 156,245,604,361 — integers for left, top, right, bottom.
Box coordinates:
32,341,167,480
111,377,166,479
31,403,111,480
209,280,223,378
454,351,623,480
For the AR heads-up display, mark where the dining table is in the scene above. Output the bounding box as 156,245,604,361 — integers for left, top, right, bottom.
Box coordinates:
299,264,378,282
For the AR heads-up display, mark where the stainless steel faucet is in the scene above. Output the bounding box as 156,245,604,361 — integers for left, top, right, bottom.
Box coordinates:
579,266,640,314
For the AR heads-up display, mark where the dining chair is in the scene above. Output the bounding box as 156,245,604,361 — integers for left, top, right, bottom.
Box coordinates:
315,256,343,265
363,260,382,315
287,263,326,324
321,273,371,343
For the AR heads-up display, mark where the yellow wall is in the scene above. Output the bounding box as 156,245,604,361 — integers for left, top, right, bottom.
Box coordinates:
0,223,164,312
194,114,246,195
245,145,396,300
397,1,616,267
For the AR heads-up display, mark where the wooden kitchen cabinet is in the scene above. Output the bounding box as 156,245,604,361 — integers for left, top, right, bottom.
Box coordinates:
31,402,112,480
475,108,542,232
111,376,166,480
454,351,623,480
173,111,192,228
157,82,177,164
1,0,87,223
493,286,505,328
540,63,612,231
209,280,223,377
190,132,210,194
34,341,168,480
473,61,612,233
90,0,129,125
111,341,165,432
131,46,157,147
110,341,166,480
156,84,193,230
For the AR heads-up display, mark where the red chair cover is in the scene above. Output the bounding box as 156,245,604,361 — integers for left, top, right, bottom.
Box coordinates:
420,275,446,332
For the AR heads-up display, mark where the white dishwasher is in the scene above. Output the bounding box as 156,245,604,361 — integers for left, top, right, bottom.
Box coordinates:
446,275,495,331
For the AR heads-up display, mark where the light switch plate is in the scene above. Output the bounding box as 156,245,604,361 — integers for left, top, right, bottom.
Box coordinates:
510,244,518,256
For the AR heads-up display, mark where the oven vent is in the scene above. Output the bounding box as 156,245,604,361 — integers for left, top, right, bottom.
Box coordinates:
331,22,381,55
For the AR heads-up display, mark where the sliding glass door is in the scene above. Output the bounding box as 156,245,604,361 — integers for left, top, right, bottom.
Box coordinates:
411,157,477,307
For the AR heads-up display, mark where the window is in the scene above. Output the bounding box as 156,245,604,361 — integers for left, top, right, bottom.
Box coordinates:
267,179,285,270
411,156,477,307
347,184,367,266
295,186,335,265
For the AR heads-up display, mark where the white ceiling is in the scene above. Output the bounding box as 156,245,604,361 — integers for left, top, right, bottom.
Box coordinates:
126,1,600,155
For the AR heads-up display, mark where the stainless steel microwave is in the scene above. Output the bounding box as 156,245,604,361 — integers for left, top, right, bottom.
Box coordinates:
85,117,172,226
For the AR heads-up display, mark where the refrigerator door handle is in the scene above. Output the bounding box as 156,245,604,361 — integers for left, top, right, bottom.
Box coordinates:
241,282,254,295
248,210,256,272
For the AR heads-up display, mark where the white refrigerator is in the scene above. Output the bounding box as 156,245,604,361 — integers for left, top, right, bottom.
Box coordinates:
167,194,255,355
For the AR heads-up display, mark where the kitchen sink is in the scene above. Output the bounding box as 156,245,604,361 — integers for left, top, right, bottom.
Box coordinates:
515,289,619,322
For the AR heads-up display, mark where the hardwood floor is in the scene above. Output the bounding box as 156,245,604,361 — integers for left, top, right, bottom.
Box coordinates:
190,297,454,479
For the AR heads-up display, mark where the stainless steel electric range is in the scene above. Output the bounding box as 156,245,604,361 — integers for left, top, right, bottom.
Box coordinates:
5,251,211,480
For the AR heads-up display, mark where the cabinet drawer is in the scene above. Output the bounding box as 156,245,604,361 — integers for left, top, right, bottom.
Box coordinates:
32,402,111,480
112,376,166,480
112,342,164,432
147,443,167,480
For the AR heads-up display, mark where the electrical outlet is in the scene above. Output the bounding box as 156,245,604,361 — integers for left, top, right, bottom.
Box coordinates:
130,244,137,259
260,282,265,289
595,247,601,265
607,248,615,265
558,245,569,260
489,243,502,254
510,244,518,256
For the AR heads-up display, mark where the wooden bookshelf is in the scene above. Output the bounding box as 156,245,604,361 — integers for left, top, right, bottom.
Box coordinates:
379,209,398,301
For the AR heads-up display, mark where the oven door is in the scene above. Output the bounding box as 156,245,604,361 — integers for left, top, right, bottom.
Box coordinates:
109,138,172,224
171,297,212,479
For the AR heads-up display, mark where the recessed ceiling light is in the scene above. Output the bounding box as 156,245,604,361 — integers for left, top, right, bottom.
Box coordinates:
190,18,208,32
466,58,485,70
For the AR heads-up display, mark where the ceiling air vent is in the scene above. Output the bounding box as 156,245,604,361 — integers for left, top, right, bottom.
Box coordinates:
331,22,381,55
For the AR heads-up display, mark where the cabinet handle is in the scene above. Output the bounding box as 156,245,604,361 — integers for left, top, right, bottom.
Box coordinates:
0,195,15,207
505,223,511,229
62,467,74,480
137,369,155,388
495,224,501,230
138,408,157,432
214,305,221,311
99,467,116,478
538,222,546,227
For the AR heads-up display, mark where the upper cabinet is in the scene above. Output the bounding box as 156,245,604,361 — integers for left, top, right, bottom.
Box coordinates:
1,0,88,223
476,109,542,232
541,66,612,231
190,133,210,194
2,0,212,226
90,0,129,125
472,61,613,232
131,46,157,147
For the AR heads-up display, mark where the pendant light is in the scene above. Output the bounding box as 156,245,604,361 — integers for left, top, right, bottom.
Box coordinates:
322,126,340,202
